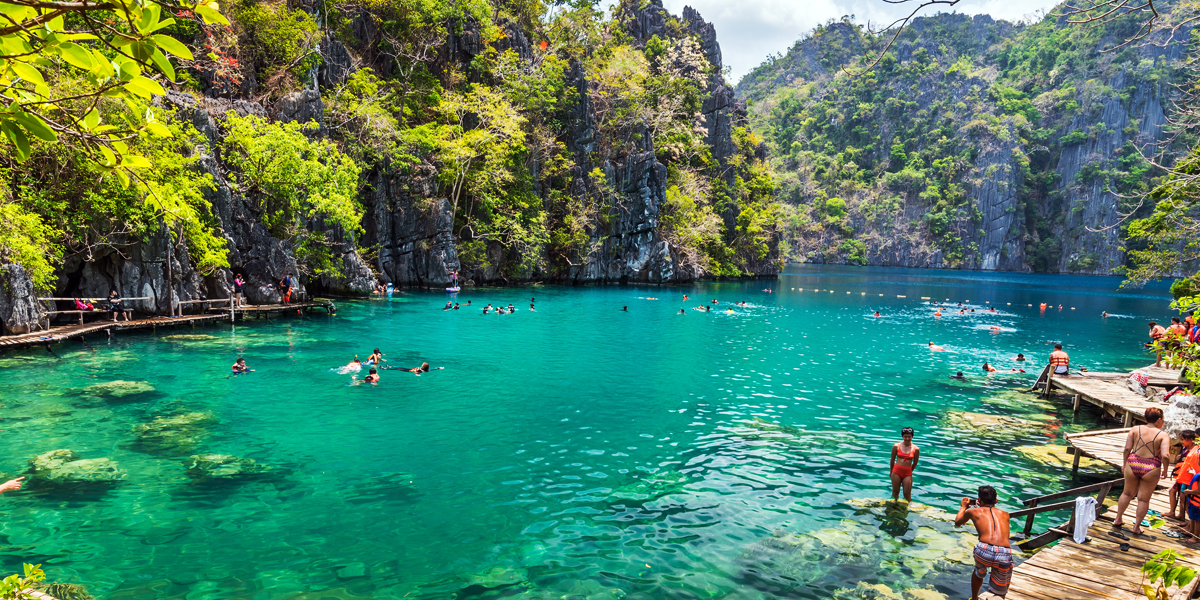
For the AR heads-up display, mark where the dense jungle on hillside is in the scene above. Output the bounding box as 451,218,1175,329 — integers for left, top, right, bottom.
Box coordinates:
0,0,778,324
3,0,1200,333
738,7,1196,279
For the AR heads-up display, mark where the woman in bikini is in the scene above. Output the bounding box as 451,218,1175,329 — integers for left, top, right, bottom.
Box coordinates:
1113,407,1171,535
890,427,920,502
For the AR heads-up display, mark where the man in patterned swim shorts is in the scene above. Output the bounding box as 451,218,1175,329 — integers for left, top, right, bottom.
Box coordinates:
955,485,1012,598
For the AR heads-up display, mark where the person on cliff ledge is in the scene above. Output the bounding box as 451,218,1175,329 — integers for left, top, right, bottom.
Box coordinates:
0,477,23,496
956,486,1012,599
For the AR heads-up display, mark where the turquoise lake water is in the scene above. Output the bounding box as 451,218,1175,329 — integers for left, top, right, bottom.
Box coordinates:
0,265,1179,600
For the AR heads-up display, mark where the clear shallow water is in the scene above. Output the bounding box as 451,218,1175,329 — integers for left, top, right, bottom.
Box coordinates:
0,265,1177,600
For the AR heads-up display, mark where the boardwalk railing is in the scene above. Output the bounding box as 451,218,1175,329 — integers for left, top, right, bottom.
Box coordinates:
1007,478,1121,551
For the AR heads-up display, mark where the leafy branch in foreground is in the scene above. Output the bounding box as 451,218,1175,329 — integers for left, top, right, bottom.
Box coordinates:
0,0,228,182
0,563,45,600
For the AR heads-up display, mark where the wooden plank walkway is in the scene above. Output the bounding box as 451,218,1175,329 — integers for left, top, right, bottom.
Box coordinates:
1047,365,1184,427
0,303,333,351
1002,430,1200,600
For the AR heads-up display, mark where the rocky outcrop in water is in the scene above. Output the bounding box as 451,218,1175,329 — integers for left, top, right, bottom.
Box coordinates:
27,449,126,485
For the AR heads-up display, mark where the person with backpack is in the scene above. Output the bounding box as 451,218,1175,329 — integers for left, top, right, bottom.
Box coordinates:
279,273,293,305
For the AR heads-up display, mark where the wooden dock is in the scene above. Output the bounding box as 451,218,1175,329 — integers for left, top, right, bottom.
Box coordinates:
1042,365,1185,427
0,301,336,352
1000,429,1200,600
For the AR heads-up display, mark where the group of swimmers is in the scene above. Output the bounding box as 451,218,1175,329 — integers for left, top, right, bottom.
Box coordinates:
334,349,443,384
929,301,999,318
677,298,751,314
931,342,1031,379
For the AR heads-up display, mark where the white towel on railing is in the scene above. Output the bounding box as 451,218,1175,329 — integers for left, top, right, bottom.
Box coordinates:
1073,496,1097,543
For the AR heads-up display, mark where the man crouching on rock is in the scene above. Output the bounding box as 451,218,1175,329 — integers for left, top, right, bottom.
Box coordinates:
955,485,1012,598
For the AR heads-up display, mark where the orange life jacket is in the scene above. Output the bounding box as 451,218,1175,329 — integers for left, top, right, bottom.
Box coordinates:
1049,351,1069,367
1151,326,1167,341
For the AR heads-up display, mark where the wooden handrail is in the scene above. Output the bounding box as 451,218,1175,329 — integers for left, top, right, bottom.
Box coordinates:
177,299,229,305
1066,428,1132,440
1019,478,1124,507
1008,500,1077,518
38,297,151,301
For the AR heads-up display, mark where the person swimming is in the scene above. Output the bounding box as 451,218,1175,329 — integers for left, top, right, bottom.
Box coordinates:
683,294,689,301
453,303,460,310
1015,353,1025,362
928,342,950,352
679,309,686,314
989,307,995,312
530,303,536,311
364,368,379,383
396,362,444,374
444,301,453,310
231,358,251,373
508,304,516,312
622,306,628,311
934,311,942,317
483,304,492,314
950,372,966,380
705,305,711,312
366,349,383,365
873,311,881,317
983,362,997,372
1102,311,1109,318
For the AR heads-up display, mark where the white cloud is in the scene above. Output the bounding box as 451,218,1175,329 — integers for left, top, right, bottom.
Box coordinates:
658,0,1064,82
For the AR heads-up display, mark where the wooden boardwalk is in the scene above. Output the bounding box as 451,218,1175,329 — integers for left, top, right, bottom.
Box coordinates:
0,302,334,352
1001,429,1200,600
1045,365,1184,427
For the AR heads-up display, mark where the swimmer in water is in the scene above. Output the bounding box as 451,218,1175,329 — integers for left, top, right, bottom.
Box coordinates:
928,342,952,352
394,362,444,374
483,304,492,314
989,307,996,312
622,306,628,312
983,362,997,372
873,311,881,317
453,303,460,310
679,309,686,314
934,311,942,317
530,303,536,311
366,348,383,365
705,305,711,312
508,303,516,312
231,358,251,373
1015,353,1026,362
364,368,379,383
683,294,689,301
444,301,452,310
1103,311,1109,318
347,355,363,367
950,372,966,381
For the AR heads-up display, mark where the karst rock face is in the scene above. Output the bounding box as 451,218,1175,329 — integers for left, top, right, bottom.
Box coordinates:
0,264,46,335
29,0,772,312
737,12,1190,274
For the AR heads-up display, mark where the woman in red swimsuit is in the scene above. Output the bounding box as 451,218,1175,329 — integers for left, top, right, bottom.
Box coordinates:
891,427,920,502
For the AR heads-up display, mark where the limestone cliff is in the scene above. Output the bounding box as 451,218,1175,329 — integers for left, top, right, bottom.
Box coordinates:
739,11,1187,274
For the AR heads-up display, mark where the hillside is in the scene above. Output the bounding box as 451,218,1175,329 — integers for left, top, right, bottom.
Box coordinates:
736,10,1189,274
0,0,779,333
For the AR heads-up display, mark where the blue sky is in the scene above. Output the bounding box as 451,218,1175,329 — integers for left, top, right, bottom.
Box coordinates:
659,0,1064,81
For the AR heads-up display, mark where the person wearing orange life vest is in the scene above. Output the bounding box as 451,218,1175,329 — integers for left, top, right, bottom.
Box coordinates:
1049,344,1070,375
1149,321,1168,366
1170,431,1199,521
1183,465,1200,540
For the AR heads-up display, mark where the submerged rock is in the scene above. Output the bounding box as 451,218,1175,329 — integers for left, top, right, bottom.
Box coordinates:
944,411,1050,439
736,418,864,451
27,449,126,484
832,583,949,600
131,412,216,455
184,454,270,481
83,380,155,398
160,334,218,342
607,471,689,503
1013,444,1115,475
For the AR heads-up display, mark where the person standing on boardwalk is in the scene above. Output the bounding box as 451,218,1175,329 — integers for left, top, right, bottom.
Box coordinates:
233,275,245,308
1049,344,1069,375
1148,322,1167,366
279,273,294,304
1170,430,1198,521
1113,407,1171,535
955,485,1012,599
890,427,919,502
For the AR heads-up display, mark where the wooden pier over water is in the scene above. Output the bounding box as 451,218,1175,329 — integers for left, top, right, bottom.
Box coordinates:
995,428,1200,600
1038,364,1186,427
0,301,335,352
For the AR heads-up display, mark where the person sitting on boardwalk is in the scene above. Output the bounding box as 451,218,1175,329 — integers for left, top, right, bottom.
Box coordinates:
1113,407,1171,535
107,290,130,322
1148,321,1168,366
890,428,919,502
955,485,1012,599
1049,344,1069,375
1170,430,1198,522
231,358,251,373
